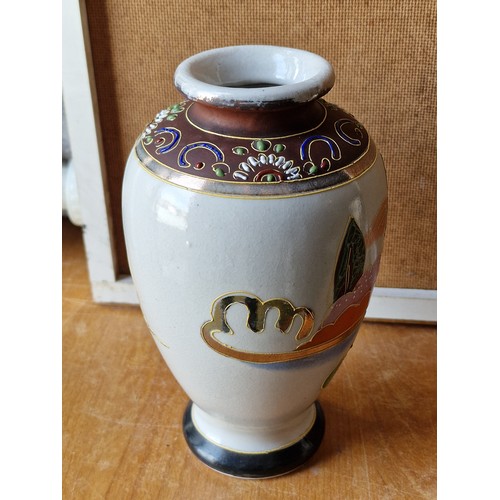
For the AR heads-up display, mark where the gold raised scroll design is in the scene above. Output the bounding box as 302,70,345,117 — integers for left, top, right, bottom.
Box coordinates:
201,293,317,363
201,291,365,363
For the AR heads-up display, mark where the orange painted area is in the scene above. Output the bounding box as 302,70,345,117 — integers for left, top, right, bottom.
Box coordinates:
297,292,371,351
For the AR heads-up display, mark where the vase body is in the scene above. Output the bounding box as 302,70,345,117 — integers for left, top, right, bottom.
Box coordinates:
122,46,387,478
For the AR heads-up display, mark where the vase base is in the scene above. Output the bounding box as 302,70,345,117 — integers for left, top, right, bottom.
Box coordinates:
182,401,325,479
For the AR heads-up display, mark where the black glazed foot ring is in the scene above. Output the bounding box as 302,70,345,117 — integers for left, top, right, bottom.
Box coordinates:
182,401,325,479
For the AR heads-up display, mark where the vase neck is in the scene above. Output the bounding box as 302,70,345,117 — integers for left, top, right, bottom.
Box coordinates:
174,45,335,111
186,100,326,137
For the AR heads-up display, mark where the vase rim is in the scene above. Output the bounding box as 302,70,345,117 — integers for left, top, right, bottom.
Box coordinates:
174,45,335,110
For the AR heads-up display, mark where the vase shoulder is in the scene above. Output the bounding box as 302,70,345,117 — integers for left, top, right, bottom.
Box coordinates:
136,99,375,198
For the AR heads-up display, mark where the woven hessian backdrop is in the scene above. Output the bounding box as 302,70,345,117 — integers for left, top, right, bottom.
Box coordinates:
84,0,436,290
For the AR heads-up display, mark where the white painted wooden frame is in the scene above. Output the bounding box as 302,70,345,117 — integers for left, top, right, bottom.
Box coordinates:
62,0,436,323
63,0,137,304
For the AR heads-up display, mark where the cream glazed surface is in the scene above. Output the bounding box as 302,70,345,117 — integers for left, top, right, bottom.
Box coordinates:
122,149,387,451
122,44,388,477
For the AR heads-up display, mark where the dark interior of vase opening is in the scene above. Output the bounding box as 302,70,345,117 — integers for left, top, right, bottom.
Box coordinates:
221,82,283,88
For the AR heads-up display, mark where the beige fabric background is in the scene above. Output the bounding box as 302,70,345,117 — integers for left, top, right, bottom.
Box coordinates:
85,0,436,290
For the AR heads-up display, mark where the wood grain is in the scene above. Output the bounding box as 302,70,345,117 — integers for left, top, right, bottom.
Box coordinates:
62,218,436,499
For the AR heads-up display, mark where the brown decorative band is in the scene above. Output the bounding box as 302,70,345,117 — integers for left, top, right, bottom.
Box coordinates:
134,138,378,199
134,99,377,198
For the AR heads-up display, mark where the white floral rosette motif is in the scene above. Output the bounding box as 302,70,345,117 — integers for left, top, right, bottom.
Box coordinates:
233,153,301,181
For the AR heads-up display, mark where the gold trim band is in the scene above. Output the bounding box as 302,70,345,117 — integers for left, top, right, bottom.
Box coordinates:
201,320,359,364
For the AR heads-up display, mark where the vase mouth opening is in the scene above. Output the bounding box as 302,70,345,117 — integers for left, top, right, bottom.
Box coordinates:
174,45,335,110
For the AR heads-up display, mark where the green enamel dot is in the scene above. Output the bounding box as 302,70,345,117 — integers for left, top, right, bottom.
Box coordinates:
309,165,319,174
166,114,177,121
215,167,225,177
274,143,285,153
233,147,248,155
265,174,275,182
171,104,182,112
253,139,270,152
143,136,153,145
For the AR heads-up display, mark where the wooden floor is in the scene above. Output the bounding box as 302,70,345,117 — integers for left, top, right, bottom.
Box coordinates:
62,218,436,499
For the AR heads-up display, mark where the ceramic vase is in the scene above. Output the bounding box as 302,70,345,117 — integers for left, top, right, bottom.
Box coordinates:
122,45,388,478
